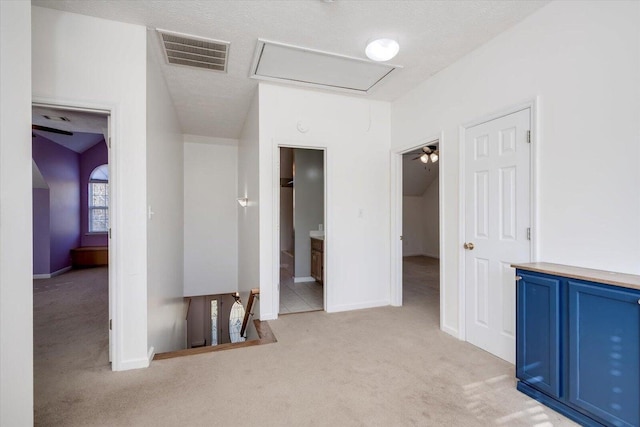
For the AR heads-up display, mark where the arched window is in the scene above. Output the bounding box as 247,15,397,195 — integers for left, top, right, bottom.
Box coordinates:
89,164,109,233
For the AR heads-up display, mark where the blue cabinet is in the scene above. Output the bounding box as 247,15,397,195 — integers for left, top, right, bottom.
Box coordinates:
516,272,561,398
568,280,640,427
515,266,640,427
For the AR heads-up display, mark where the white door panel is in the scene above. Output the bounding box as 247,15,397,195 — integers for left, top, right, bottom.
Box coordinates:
464,108,531,363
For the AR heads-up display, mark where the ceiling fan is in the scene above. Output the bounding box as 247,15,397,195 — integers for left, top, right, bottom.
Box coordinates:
410,145,439,164
32,124,73,138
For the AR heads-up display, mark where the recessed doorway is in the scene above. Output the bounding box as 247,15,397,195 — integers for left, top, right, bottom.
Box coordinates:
401,141,441,308
31,104,113,419
278,147,325,314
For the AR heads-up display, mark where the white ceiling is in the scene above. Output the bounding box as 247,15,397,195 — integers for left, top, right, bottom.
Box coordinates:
32,0,549,140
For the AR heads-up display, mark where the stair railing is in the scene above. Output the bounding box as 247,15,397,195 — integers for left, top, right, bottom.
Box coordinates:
240,288,259,338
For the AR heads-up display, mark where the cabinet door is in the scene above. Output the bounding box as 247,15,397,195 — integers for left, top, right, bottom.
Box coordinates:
516,271,561,398
568,280,640,427
311,250,318,280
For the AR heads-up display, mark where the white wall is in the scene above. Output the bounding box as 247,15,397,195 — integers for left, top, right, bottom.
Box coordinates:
402,196,424,256
146,32,185,354
421,177,439,258
293,148,324,279
392,1,640,336
33,7,149,370
402,178,439,258
259,83,391,318
184,135,239,296
0,2,33,424
238,91,260,295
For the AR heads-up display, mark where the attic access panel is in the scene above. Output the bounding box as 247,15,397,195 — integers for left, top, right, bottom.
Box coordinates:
250,40,399,94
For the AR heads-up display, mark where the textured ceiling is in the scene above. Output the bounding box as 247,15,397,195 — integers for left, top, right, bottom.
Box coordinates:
32,0,549,139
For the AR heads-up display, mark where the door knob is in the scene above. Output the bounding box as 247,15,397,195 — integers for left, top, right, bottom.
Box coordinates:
464,242,475,250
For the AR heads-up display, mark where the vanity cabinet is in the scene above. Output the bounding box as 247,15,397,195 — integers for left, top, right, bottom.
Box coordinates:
514,263,640,427
310,238,323,284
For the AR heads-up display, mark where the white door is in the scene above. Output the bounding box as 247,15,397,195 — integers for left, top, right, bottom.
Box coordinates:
464,108,531,363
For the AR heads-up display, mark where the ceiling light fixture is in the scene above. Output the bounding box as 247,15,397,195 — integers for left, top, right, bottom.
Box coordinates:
365,38,399,62
407,144,439,164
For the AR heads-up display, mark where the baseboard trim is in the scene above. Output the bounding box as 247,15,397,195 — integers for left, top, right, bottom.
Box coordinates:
33,266,72,280
422,252,440,259
116,355,151,371
441,324,459,339
402,253,440,259
328,299,388,313
402,252,422,257
147,347,155,365
261,312,277,321
294,276,315,283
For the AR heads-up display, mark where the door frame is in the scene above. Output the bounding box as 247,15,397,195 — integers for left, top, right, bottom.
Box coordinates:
389,132,445,323
32,97,120,369
458,99,539,341
272,142,328,316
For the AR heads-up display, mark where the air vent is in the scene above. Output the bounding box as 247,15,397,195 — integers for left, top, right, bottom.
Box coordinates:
157,29,229,73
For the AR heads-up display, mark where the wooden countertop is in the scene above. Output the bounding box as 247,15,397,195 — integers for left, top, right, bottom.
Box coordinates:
511,262,640,291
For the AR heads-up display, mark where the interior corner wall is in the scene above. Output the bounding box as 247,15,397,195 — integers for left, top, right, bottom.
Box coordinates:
32,6,149,370
293,148,324,278
183,135,239,297
237,91,260,297
0,1,33,424
259,83,392,318
79,141,108,247
146,32,185,354
32,135,81,273
391,1,640,336
32,188,51,274
421,177,439,258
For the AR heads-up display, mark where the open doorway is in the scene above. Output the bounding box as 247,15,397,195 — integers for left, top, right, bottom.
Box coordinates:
278,147,325,314
390,137,443,322
401,141,440,309
31,105,112,408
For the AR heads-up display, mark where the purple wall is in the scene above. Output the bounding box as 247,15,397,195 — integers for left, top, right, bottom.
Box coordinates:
79,141,108,247
32,188,51,275
32,136,81,273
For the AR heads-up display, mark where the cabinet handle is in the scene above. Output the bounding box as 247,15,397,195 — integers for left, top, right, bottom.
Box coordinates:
637,299,640,305
515,276,522,281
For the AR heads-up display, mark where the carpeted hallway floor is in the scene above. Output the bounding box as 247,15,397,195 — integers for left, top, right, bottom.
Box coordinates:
34,260,575,426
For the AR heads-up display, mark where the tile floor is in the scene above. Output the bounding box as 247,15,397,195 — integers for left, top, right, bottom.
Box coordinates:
279,267,323,314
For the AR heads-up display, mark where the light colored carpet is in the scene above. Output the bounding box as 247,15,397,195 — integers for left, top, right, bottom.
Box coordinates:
34,260,576,426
